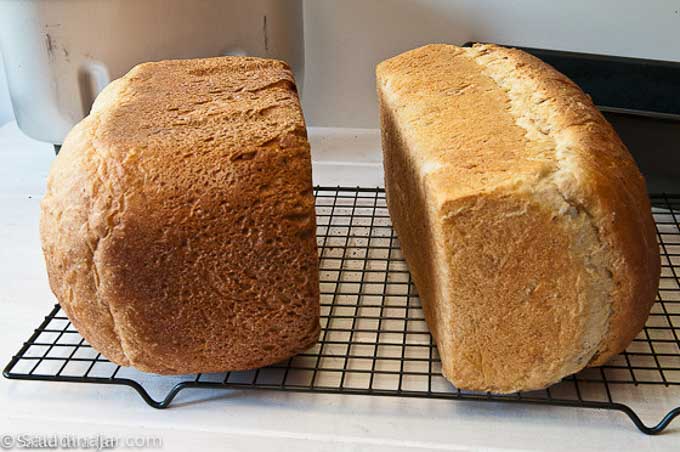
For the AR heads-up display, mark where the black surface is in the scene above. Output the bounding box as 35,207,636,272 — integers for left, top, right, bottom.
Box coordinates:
465,42,680,116
514,46,680,117
464,42,680,193
524,46,680,193
4,187,680,434
603,112,680,193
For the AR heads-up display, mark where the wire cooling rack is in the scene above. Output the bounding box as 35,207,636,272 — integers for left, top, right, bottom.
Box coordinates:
4,187,680,434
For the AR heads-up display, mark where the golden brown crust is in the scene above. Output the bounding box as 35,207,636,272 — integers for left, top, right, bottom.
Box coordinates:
377,44,659,392
41,56,320,374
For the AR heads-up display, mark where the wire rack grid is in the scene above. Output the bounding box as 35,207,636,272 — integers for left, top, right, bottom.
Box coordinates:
4,187,680,434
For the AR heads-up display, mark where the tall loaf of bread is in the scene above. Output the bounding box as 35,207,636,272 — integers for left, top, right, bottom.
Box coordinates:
40,57,320,374
376,44,659,393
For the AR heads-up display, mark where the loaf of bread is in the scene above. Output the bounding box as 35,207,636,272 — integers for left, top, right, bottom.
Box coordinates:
376,44,660,393
40,56,320,374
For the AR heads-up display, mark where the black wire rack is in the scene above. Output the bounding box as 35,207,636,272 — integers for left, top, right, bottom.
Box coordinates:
4,186,680,434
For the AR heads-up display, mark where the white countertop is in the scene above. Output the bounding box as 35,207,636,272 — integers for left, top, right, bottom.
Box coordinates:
1,121,678,451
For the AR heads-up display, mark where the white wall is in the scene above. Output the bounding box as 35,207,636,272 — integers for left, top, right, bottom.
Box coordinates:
0,53,14,126
2,0,680,130
302,0,680,128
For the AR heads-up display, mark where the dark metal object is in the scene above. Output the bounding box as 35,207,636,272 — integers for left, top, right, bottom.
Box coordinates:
464,42,680,117
526,47,680,194
509,47,680,117
3,187,680,434
463,42,680,193
602,111,680,194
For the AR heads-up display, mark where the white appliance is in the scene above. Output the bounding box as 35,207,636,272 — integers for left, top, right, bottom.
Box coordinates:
0,0,304,143
2,0,680,143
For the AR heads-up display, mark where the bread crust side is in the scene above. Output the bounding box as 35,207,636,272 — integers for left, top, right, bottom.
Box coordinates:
41,114,130,366
41,56,320,374
376,44,659,392
466,44,659,366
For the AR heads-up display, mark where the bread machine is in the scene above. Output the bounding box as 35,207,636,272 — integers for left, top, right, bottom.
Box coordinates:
1,0,679,437
0,0,304,144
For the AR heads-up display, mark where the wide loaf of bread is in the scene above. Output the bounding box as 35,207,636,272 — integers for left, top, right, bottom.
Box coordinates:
376,44,660,393
40,56,320,374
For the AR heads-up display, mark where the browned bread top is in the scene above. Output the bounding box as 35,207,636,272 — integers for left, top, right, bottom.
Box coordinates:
92,57,307,155
40,56,320,374
377,44,659,391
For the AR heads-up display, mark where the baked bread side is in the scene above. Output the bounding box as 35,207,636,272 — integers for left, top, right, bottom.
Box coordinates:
40,56,320,374
377,44,659,392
